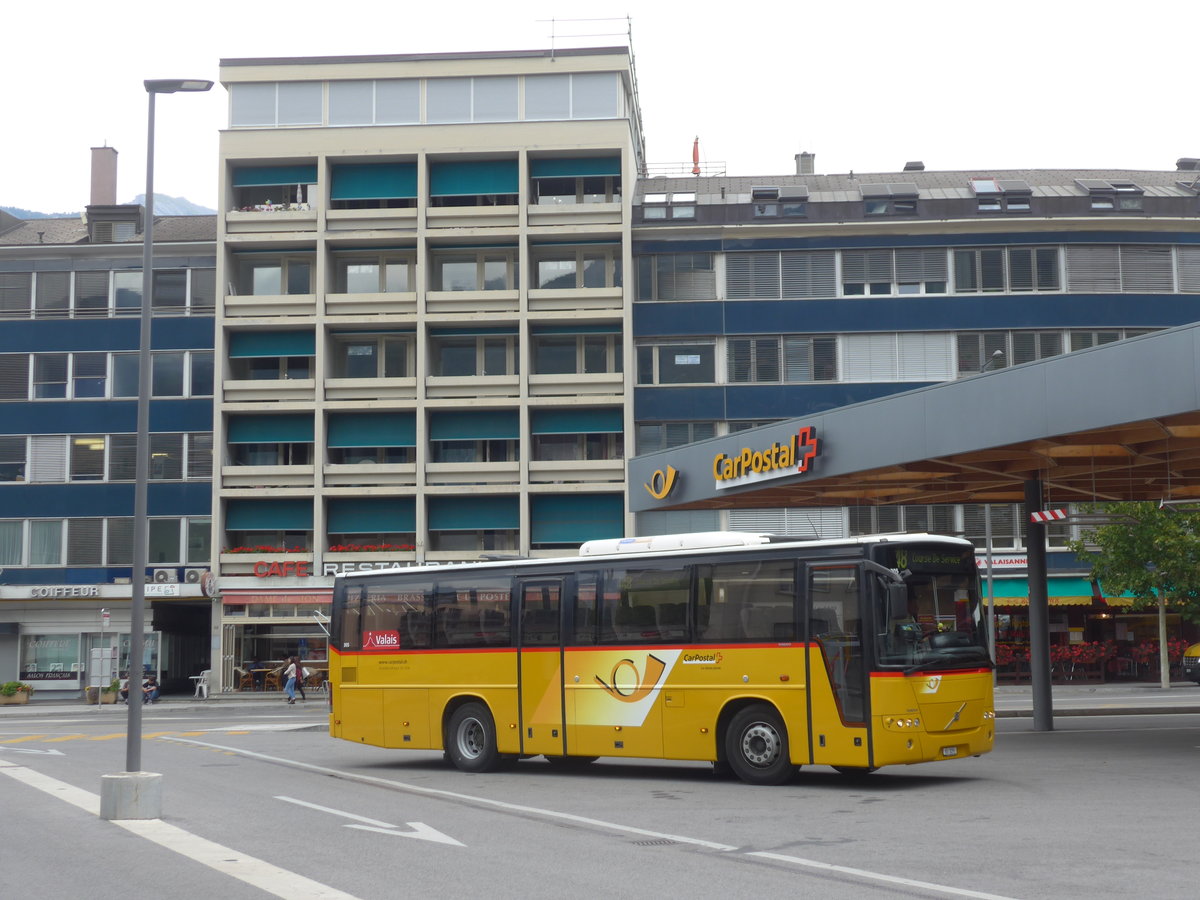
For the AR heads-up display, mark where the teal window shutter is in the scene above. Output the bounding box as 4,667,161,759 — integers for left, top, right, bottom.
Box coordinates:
429,410,519,441
429,160,518,196
529,156,620,178
226,499,313,530
428,496,519,530
327,497,416,534
227,331,316,358
531,494,623,543
330,163,417,200
327,412,416,448
227,413,314,443
530,408,622,434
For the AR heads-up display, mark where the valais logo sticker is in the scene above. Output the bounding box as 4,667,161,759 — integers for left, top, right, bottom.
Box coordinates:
363,630,401,649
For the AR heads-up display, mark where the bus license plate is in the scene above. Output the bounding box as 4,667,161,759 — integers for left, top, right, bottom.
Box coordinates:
941,746,958,757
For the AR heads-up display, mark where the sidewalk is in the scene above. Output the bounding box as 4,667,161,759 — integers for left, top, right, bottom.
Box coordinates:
0,690,320,717
995,680,1200,717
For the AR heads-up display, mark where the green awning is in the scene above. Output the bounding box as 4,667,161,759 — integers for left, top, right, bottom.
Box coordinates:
226,499,313,531
530,408,622,434
531,493,623,543
985,576,1106,606
327,412,416,448
330,163,417,200
327,497,415,534
232,165,318,187
428,496,519,530
227,331,315,358
429,410,519,441
429,159,518,197
530,157,621,178
227,413,313,443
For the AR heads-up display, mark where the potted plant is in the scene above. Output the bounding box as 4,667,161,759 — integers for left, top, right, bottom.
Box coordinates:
84,679,121,704
0,681,33,705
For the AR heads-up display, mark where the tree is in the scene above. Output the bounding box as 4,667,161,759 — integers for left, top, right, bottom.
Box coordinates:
1067,501,1200,688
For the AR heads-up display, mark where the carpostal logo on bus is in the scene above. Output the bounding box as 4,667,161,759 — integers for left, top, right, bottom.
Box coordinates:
713,425,819,490
681,650,723,666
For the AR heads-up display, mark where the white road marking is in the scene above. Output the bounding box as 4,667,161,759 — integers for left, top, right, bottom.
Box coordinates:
0,759,360,899
277,794,462,845
748,851,1021,900
0,746,64,756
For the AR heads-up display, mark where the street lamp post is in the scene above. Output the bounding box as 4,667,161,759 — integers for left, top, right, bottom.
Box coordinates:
101,77,212,821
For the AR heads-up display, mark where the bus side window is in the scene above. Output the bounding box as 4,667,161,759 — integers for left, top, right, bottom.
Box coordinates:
573,573,599,645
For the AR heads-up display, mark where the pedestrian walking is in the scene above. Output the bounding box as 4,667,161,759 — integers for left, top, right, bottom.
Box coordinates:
283,656,299,704
295,656,307,702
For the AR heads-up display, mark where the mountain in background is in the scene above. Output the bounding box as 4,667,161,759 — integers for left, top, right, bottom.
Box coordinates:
1,194,216,220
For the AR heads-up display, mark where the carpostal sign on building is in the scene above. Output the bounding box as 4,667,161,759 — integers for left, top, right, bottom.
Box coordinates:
712,425,819,490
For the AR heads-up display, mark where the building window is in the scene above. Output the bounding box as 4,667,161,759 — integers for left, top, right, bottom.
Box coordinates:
329,79,420,126
430,251,518,291
636,253,717,301
531,333,622,375
955,248,1059,292
970,178,1033,213
32,354,68,398
329,446,414,465
531,247,621,289
1078,178,1144,212
30,519,64,565
236,256,313,296
430,438,518,463
860,183,919,216
727,336,838,383
226,531,311,552
641,191,696,220
34,273,70,319
70,436,106,481
431,334,518,377
524,72,619,121
635,422,717,454
427,529,519,553
841,249,947,296
230,442,313,466
727,251,837,299
533,174,621,205
532,432,623,461
333,255,413,293
229,82,321,127
331,334,414,378
635,342,716,385
849,505,956,537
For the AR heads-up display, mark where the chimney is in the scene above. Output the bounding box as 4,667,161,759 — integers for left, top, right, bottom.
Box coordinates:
795,151,815,175
903,161,925,172
90,146,118,206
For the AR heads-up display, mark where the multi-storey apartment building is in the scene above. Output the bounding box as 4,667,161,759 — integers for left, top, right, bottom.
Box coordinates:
212,48,642,688
0,148,216,695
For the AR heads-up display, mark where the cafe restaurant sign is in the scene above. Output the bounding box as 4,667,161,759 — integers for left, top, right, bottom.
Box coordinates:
714,425,820,490
253,560,471,577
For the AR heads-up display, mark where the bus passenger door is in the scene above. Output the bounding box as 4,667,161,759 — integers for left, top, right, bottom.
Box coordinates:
518,578,565,757
807,564,872,769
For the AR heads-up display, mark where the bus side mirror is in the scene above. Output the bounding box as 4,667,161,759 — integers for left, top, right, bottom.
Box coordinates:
888,583,908,621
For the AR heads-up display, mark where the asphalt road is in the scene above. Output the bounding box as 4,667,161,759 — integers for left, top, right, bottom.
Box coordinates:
1,703,1195,899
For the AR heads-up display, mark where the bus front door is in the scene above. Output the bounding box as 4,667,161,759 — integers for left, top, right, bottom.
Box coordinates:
517,578,565,757
807,564,872,769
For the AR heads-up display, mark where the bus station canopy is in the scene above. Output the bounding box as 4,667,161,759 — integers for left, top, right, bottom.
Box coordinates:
629,322,1200,513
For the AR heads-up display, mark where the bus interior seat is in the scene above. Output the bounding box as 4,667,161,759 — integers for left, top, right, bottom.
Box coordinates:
701,601,744,640
404,611,431,648
615,604,658,640
655,602,687,639
741,603,791,640
480,609,508,644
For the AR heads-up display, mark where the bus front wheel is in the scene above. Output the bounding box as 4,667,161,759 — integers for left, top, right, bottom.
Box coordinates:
446,702,501,773
725,704,794,786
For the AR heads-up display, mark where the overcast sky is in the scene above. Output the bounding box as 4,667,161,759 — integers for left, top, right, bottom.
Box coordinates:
4,0,1192,214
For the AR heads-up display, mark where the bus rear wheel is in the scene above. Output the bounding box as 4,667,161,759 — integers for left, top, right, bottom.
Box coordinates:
725,704,794,785
446,702,501,773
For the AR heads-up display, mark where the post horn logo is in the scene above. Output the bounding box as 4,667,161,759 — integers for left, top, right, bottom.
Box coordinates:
595,654,668,702
644,465,678,500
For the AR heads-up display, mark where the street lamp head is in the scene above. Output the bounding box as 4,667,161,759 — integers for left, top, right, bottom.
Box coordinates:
144,79,214,94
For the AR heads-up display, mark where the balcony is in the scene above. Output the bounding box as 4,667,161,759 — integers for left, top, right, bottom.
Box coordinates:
528,372,624,398
221,465,315,490
323,463,417,488
527,286,623,314
223,378,316,404
324,291,417,318
225,207,318,235
426,205,519,229
527,201,622,228
325,207,418,233
425,289,519,316
529,459,624,484
425,374,519,399
324,376,417,402
425,461,520,486
224,293,317,318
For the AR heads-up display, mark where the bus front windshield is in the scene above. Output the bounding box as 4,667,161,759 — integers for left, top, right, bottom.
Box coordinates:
875,566,991,672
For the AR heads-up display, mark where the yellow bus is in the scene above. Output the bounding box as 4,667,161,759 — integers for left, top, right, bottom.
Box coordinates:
328,532,995,784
